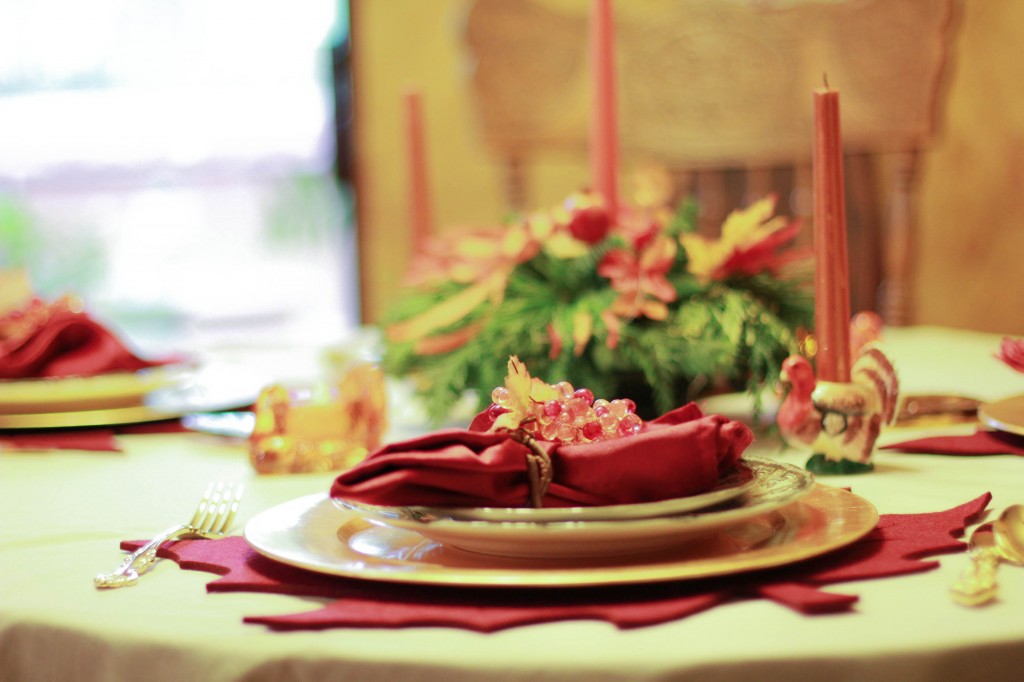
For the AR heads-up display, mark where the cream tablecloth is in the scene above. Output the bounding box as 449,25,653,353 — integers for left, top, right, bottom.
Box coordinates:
2,326,1024,681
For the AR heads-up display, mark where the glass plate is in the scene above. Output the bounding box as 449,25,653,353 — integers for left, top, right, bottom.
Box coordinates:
337,460,758,525
335,457,813,558
243,483,877,587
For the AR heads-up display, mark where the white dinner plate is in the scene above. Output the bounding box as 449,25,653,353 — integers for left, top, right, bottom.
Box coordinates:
334,457,813,558
337,459,758,525
243,482,877,587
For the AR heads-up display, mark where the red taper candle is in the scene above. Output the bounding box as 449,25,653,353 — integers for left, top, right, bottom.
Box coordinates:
404,90,432,250
812,84,852,382
589,0,619,219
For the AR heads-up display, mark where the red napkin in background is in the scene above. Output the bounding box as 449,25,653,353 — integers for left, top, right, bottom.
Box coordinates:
330,403,753,508
883,429,1024,456
0,297,163,380
119,492,990,632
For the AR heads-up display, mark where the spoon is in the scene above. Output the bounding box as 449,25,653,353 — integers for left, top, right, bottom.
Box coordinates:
951,505,1024,606
951,522,1001,606
993,504,1024,566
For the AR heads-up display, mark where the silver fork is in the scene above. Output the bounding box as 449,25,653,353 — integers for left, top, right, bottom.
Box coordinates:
94,481,244,589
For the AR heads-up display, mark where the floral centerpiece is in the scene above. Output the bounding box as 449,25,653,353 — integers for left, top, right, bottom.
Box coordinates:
382,185,814,423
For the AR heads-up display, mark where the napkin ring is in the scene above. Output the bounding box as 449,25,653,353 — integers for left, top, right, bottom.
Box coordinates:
507,430,553,507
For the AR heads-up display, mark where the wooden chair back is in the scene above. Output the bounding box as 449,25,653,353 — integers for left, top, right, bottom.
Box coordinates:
463,0,955,323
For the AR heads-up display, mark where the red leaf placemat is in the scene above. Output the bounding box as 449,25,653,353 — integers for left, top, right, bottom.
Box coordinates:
883,429,1024,456
0,420,188,452
119,493,990,632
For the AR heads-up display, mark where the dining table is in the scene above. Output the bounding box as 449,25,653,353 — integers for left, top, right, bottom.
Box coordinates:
2,324,1024,682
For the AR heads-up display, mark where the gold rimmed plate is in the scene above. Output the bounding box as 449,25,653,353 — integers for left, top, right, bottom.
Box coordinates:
244,483,877,587
978,394,1024,436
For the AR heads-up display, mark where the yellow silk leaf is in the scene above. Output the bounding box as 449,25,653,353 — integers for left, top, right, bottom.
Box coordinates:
544,232,589,259
413,323,485,355
572,310,594,356
387,270,506,343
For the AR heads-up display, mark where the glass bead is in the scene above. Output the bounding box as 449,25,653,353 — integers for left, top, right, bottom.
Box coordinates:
542,400,563,419
554,381,574,400
617,413,642,436
556,422,577,443
540,421,559,441
609,399,628,418
621,398,637,414
592,398,610,411
567,397,589,420
599,412,618,431
581,421,603,441
491,386,511,406
573,388,594,405
485,403,506,421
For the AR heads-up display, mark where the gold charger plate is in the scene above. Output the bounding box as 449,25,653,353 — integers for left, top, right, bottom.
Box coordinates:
0,365,190,415
978,394,1024,436
243,484,878,587
0,363,259,429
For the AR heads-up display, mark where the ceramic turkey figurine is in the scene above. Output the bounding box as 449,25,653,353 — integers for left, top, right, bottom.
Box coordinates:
778,345,900,473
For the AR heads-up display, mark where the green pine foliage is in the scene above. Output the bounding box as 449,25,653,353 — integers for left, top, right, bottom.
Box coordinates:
383,199,814,424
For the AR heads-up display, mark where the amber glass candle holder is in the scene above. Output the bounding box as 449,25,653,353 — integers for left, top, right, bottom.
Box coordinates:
249,363,387,474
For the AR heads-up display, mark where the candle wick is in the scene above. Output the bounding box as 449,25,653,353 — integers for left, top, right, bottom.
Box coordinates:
822,72,830,89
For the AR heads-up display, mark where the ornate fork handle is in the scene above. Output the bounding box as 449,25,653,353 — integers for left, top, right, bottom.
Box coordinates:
950,545,1000,606
93,524,197,589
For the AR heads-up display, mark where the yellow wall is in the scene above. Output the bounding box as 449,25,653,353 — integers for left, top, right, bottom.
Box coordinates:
353,0,1024,334
916,0,1024,334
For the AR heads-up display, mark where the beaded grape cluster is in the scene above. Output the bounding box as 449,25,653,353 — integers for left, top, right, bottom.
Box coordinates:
486,381,643,445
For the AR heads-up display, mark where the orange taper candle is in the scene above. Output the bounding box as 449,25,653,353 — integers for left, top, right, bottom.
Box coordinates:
404,90,432,250
589,0,619,219
812,84,852,382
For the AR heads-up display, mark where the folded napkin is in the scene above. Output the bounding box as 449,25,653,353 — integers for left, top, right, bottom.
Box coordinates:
330,403,752,509
883,428,1024,456
0,296,161,379
118,492,990,632
996,336,1024,373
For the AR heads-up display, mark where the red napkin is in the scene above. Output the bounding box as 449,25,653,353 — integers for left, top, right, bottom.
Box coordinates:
118,492,990,631
330,403,753,508
883,428,1024,456
996,337,1024,373
0,297,161,380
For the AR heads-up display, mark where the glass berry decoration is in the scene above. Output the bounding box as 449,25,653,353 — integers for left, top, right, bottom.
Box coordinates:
484,356,643,444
